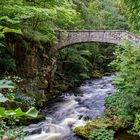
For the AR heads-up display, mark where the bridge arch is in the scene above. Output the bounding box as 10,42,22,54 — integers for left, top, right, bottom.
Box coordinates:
49,30,140,55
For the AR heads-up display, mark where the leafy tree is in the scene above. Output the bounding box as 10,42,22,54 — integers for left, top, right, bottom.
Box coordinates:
0,0,82,43
120,0,140,32
87,0,128,29
57,46,92,80
55,0,127,84
72,0,128,29
57,42,115,83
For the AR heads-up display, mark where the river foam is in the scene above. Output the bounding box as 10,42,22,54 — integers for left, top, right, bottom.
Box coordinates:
24,75,116,140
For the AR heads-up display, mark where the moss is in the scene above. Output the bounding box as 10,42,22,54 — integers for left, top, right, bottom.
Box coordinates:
19,114,46,126
74,117,127,138
74,126,89,138
92,70,103,78
54,84,69,91
45,80,75,100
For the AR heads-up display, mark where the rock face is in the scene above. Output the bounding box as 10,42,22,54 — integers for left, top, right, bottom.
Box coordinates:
17,49,56,93
5,34,57,94
5,30,140,93
74,117,127,139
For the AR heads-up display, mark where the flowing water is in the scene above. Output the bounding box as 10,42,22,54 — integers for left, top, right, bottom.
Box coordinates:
24,75,116,140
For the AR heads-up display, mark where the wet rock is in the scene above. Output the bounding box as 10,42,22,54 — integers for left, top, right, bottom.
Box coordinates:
74,117,127,138
20,115,46,126
54,84,69,91
37,80,48,89
2,137,11,140
92,70,103,78
28,128,42,135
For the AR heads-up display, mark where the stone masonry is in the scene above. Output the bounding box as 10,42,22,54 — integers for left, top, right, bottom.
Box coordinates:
49,30,140,55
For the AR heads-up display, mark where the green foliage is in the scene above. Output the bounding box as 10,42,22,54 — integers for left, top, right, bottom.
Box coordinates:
15,93,36,108
129,113,140,136
4,75,23,83
0,25,22,39
105,93,133,122
106,40,140,135
88,129,115,140
57,46,92,80
0,0,128,44
0,80,14,102
0,79,38,139
72,0,128,29
0,107,38,118
1,76,44,109
0,80,15,90
86,0,128,29
0,0,82,43
120,0,140,32
0,120,26,139
57,43,115,82
3,27,22,34
0,79,38,118
0,44,16,72
0,93,8,103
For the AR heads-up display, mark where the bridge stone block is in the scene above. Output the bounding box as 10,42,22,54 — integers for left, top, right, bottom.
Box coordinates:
49,30,140,56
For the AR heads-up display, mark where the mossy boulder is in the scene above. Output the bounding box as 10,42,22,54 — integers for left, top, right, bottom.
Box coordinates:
45,81,75,100
54,84,68,91
19,114,46,126
74,117,127,138
92,70,103,78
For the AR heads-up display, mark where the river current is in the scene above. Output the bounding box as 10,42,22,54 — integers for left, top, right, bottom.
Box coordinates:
24,75,116,140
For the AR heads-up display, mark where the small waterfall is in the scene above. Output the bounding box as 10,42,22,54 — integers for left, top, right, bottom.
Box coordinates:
24,75,116,140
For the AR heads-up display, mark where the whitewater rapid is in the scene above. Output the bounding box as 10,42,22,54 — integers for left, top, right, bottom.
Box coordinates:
24,75,116,140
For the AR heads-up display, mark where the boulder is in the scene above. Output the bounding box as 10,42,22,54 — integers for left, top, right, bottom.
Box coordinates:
74,117,127,138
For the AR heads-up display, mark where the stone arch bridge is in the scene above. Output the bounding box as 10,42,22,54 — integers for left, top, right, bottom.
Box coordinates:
49,30,140,55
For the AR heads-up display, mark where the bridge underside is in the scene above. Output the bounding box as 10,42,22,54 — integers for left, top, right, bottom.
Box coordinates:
58,41,117,50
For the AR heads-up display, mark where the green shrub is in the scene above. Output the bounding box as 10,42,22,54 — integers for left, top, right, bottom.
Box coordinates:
0,80,38,139
14,92,36,109
106,40,140,135
57,43,115,82
88,129,114,140
0,120,26,140
0,45,16,72
129,113,140,136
